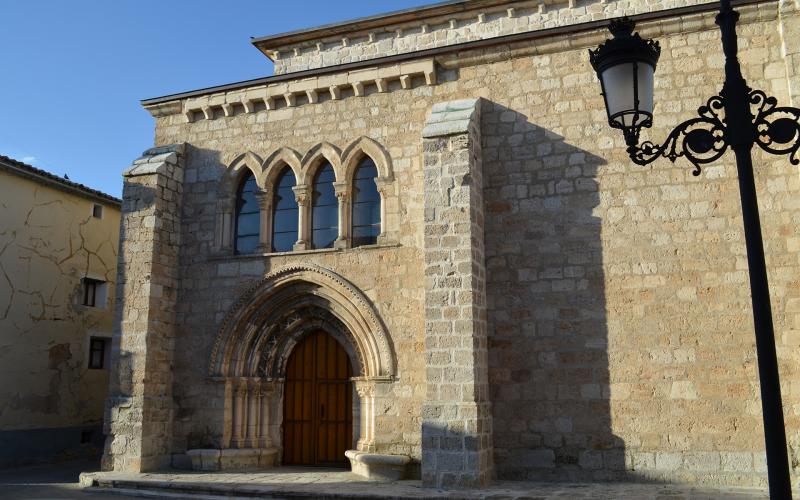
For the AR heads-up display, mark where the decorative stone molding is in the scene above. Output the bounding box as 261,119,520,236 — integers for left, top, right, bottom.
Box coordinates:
179,59,436,122
215,137,395,251
209,264,396,379
215,152,264,254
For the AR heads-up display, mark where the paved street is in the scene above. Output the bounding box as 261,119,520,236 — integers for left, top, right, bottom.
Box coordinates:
0,459,778,499
0,459,142,500
83,467,773,499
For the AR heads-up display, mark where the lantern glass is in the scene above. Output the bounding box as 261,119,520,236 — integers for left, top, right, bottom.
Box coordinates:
601,61,655,128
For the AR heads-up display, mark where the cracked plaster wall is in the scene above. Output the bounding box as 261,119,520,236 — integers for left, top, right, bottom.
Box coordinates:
0,171,120,435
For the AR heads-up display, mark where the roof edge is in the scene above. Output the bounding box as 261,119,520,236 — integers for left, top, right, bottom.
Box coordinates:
0,155,122,208
142,0,770,107
250,0,510,59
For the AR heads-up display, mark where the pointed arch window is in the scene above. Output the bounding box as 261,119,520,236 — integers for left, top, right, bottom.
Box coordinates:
272,167,298,252
311,163,338,249
351,157,380,247
234,171,260,254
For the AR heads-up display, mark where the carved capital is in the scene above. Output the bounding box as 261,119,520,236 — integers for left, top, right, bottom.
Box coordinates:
292,185,310,206
354,381,375,398
333,181,349,201
374,177,392,196
254,188,273,209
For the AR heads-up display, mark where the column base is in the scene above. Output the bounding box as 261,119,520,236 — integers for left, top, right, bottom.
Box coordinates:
345,450,411,481
187,448,278,471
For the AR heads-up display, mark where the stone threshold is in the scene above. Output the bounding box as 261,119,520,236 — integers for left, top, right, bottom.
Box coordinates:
79,470,772,499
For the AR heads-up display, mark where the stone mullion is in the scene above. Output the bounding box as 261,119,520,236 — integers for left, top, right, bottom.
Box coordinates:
375,177,391,244
333,181,350,249
254,189,273,253
292,185,310,251
218,198,235,254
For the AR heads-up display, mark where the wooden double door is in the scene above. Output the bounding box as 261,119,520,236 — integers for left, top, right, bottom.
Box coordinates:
283,330,353,466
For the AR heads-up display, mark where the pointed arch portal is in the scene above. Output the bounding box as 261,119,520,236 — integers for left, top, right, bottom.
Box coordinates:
207,264,396,467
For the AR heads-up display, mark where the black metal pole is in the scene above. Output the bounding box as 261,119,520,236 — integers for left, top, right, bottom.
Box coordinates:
717,1,792,497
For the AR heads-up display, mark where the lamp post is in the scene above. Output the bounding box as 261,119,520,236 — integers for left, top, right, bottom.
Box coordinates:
590,1,800,498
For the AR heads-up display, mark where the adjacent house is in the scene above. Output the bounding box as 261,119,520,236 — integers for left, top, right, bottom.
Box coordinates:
0,155,120,467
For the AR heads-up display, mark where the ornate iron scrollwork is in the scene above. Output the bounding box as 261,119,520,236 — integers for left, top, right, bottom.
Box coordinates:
750,89,800,165
627,89,800,175
628,94,728,175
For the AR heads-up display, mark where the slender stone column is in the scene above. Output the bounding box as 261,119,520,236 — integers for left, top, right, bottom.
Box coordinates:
246,378,261,448
333,181,350,249
254,189,273,253
354,380,375,452
101,144,185,472
216,198,235,254
292,185,310,251
259,381,275,448
421,99,493,488
232,379,248,448
375,177,392,244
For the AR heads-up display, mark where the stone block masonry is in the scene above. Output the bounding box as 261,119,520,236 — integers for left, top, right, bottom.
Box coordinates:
422,99,493,488
101,145,185,472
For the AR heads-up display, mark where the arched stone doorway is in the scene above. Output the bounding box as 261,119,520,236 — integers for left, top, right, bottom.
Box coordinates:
203,264,397,471
283,330,352,466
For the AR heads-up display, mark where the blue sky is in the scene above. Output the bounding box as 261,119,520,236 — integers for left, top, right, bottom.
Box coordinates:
1,0,432,198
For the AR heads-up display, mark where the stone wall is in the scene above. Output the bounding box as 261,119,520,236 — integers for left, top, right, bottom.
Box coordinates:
132,0,800,487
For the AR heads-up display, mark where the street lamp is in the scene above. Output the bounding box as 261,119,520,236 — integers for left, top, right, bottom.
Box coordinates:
590,1,800,498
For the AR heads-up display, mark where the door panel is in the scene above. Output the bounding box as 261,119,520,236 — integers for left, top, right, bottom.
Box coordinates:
283,330,352,466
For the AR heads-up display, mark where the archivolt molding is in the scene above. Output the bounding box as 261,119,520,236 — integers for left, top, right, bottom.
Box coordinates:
299,142,342,185
341,136,394,183
218,137,392,194
219,151,264,196
209,264,396,380
260,147,302,188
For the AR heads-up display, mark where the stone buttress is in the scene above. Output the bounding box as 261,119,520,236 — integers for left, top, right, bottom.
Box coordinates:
101,145,185,472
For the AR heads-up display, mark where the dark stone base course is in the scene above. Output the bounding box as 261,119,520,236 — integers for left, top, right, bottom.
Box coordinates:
0,424,104,469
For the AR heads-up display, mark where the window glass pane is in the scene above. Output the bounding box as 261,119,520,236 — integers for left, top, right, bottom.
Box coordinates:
352,202,380,226
312,205,337,228
351,158,380,247
236,235,259,254
272,167,298,252
352,225,379,246
354,178,380,203
235,171,260,254
312,164,337,249
272,232,296,253
312,228,338,249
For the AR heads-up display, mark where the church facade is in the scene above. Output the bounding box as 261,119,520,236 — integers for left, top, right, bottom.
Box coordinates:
102,0,800,489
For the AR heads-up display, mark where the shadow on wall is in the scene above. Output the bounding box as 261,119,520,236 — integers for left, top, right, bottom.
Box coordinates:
482,103,624,481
